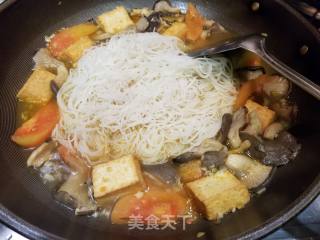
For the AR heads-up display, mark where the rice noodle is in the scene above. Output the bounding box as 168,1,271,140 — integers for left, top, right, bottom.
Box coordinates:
53,32,237,165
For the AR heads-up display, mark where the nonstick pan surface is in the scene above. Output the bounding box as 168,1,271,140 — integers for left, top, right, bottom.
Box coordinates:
0,0,320,239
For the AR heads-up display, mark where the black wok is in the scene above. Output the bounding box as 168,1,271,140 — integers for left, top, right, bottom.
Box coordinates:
0,0,320,239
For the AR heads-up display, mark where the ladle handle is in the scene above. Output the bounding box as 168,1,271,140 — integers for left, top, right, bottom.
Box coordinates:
256,40,320,101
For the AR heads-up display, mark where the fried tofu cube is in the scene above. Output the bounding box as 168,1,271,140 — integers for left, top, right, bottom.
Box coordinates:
186,170,250,220
17,68,56,103
60,36,93,65
178,160,202,183
92,155,145,198
97,6,134,34
163,22,188,40
245,99,276,130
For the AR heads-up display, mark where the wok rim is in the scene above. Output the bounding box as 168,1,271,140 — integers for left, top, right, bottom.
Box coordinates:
0,0,319,239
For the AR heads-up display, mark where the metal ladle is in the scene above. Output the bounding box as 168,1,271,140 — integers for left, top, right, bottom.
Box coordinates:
189,34,320,100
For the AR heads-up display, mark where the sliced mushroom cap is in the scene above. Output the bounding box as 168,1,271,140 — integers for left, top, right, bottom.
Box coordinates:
192,138,226,154
136,16,150,32
263,122,284,140
263,75,290,100
218,113,232,144
226,154,273,189
172,152,201,164
262,131,301,166
242,110,262,136
27,141,58,168
172,139,225,164
202,150,227,169
33,48,68,87
153,0,179,13
240,132,266,160
146,12,162,32
240,131,301,167
57,174,97,215
228,107,248,148
39,157,71,190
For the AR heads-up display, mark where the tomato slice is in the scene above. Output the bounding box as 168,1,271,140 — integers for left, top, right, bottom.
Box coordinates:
185,3,204,42
48,23,97,58
11,101,60,148
111,189,188,224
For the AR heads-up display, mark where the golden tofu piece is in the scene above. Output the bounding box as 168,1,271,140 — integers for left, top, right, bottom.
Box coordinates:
163,22,187,40
186,170,250,220
245,99,276,130
97,6,134,34
178,160,202,183
60,36,93,65
92,155,145,198
17,68,56,103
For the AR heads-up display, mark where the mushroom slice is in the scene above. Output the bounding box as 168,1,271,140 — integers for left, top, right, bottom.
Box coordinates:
57,174,97,215
226,154,273,189
172,152,200,164
242,110,262,136
153,0,180,13
192,138,226,154
263,122,284,140
136,16,150,32
39,157,70,190
262,131,301,166
146,12,162,32
240,132,266,160
27,141,58,168
228,107,248,148
202,150,227,169
172,139,226,164
33,48,68,87
241,131,301,166
218,113,232,144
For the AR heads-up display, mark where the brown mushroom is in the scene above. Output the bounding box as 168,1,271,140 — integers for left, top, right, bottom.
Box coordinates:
228,107,248,148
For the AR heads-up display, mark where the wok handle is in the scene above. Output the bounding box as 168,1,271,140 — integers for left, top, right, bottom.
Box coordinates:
257,39,320,101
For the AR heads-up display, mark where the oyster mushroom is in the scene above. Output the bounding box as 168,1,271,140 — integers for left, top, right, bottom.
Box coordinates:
172,139,226,164
239,132,266,160
201,150,227,169
263,122,284,140
225,154,273,189
136,16,150,32
153,0,180,13
218,113,232,144
57,174,97,216
240,131,301,167
145,12,162,32
33,48,68,87
242,110,262,136
262,131,301,166
27,141,58,168
228,107,248,148
39,157,71,190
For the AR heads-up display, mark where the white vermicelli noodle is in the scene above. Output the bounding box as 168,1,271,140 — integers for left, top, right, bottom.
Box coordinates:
52,32,237,165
